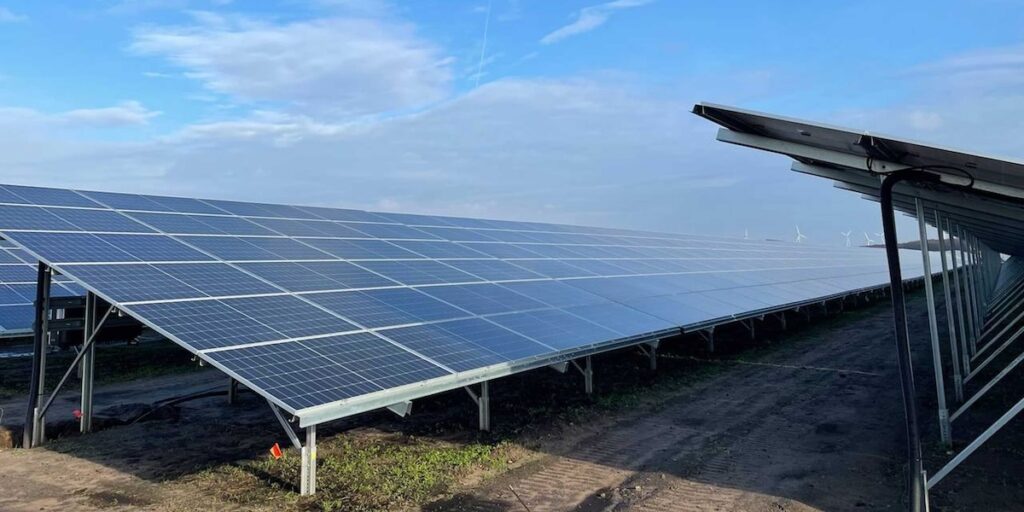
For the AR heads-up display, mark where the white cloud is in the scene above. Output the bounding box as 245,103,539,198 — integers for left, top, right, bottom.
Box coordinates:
60,101,161,126
0,7,26,23
540,0,652,45
129,12,453,117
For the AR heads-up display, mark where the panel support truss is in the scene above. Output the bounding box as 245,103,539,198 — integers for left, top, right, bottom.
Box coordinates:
571,356,594,394
699,327,715,353
917,199,951,446
27,291,114,447
23,262,51,448
636,340,659,370
464,381,490,432
269,400,317,496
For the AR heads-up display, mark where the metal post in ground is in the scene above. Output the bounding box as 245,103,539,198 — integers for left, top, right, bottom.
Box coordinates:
935,212,963,402
917,200,951,445
948,220,970,368
300,424,317,496
879,170,935,512
957,225,978,355
228,377,238,405
80,292,96,433
23,262,49,448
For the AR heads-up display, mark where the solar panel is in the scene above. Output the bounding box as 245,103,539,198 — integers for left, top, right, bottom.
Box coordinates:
0,242,84,335
0,184,931,425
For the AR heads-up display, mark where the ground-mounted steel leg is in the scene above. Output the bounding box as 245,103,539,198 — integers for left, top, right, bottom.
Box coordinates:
917,200,951,445
80,293,96,434
935,212,963,402
300,425,317,496
464,381,491,431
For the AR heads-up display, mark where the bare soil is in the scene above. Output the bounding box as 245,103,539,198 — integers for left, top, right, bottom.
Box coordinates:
1,289,1023,511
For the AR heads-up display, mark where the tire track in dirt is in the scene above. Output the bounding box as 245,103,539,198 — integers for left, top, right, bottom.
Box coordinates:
437,299,912,512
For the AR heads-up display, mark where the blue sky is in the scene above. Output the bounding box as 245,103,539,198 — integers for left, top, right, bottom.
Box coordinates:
0,0,1022,245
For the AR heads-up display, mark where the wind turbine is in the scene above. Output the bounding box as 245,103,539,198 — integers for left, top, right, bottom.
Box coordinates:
743,228,749,240
864,232,876,244
795,225,807,243
841,230,852,247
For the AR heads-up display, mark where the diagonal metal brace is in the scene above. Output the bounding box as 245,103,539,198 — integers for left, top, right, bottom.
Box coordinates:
268,400,302,451
36,303,115,419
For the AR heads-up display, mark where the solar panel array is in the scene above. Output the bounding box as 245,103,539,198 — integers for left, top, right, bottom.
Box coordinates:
0,184,926,422
0,240,84,335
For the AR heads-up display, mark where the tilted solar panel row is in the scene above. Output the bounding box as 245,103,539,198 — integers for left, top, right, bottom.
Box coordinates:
0,240,84,334
0,183,927,423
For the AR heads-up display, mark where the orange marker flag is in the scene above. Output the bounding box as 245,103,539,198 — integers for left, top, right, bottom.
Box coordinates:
269,443,283,460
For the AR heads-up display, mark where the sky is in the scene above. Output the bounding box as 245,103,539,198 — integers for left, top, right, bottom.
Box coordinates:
1,0,1023,245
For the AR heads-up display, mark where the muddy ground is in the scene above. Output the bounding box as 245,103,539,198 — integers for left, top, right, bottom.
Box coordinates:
1,289,1023,511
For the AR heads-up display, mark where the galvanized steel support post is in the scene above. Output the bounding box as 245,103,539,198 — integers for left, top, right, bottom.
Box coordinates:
935,212,963,402
917,200,951,445
23,262,50,448
300,424,317,496
228,377,238,405
948,221,970,368
80,292,96,434
464,382,491,431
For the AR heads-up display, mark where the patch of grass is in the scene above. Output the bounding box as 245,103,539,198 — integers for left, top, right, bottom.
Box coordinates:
195,434,511,512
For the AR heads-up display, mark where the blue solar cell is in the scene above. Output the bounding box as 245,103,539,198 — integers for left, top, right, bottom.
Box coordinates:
443,258,543,281
344,222,438,240
240,262,342,292
46,207,155,233
126,212,224,234
519,244,587,258
390,240,487,259
436,318,551,361
303,221,370,238
96,234,214,262
242,237,333,260
420,283,545,315
179,236,281,261
203,341,383,410
380,323,506,372
498,280,605,308
204,199,313,219
459,243,543,259
53,282,86,297
373,212,455,227
477,230,544,243
0,285,31,305
489,309,619,350
144,195,227,215
61,264,202,303
154,263,280,297
0,304,34,331
249,218,340,237
568,259,631,276
416,226,498,242
302,238,420,260
361,288,467,323
8,232,137,263
0,265,37,282
0,250,25,264
128,299,282,351
303,332,450,390
4,284,36,302
294,205,391,223
510,259,595,278
307,290,419,328
224,295,358,339
77,190,174,212
0,205,77,231
299,261,396,289
0,187,30,205
357,260,482,286
192,215,277,236
3,185,101,208
565,303,674,337
622,295,711,326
